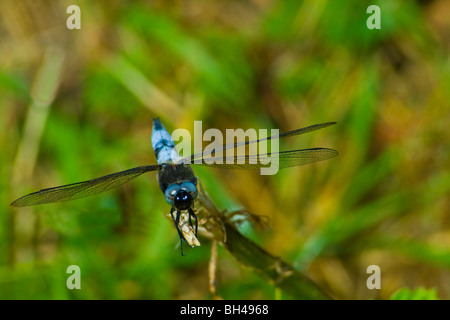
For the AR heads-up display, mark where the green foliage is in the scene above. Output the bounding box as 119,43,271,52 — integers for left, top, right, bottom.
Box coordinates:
391,287,438,300
1,0,449,299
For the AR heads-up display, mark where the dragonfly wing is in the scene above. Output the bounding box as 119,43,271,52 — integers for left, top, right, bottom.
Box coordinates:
191,148,338,169
180,122,336,165
11,165,161,207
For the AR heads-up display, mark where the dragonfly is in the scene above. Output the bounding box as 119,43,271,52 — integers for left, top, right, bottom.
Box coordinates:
11,118,338,254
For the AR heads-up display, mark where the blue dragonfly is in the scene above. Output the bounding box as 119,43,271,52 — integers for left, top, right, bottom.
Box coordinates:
11,118,338,254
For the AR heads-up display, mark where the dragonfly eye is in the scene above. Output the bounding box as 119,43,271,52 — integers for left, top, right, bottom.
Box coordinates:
180,181,198,200
173,189,193,211
164,184,181,205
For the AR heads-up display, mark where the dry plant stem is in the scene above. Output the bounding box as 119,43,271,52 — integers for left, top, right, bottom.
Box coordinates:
105,55,183,123
175,211,201,247
208,240,222,300
196,185,331,300
10,47,65,265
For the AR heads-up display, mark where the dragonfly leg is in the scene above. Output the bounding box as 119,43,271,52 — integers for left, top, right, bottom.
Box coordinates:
188,208,198,237
170,206,185,256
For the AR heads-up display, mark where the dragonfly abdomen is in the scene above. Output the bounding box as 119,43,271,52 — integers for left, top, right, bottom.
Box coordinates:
152,118,179,164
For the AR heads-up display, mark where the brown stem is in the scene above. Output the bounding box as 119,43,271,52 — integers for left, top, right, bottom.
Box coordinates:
195,183,331,300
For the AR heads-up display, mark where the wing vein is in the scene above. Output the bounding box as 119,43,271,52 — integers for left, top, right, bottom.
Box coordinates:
11,165,160,207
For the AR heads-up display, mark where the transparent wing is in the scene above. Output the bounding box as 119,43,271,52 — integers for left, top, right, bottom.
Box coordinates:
11,165,161,207
190,148,338,169
180,122,336,164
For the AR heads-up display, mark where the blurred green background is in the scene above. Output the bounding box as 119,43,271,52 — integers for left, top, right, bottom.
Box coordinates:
1,0,449,299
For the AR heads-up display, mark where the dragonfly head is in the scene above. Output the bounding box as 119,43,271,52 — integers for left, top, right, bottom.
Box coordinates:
165,181,198,210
